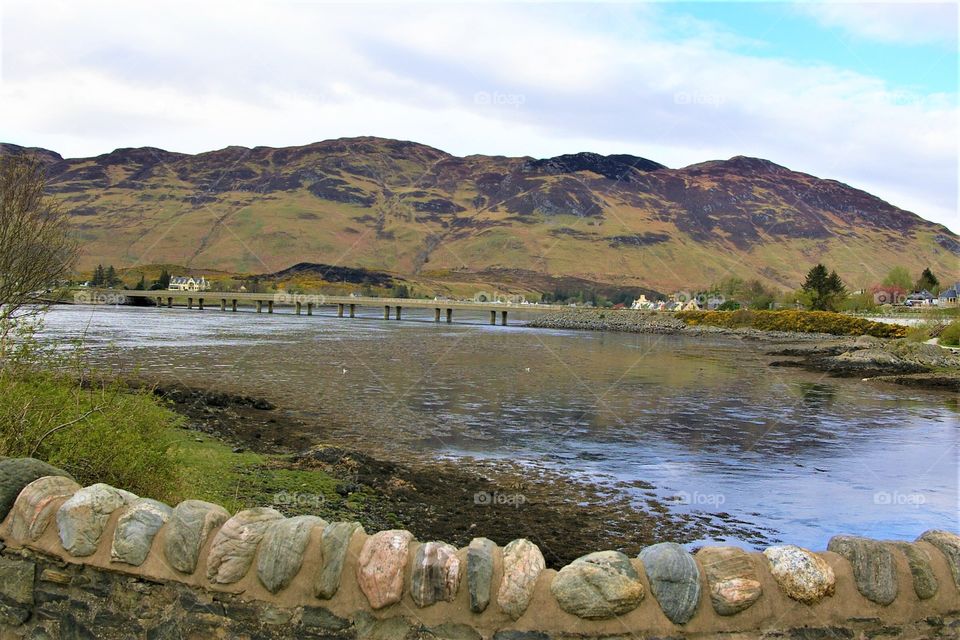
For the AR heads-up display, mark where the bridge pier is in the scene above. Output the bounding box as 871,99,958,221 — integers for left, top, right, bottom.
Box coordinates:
232,299,237,312
156,297,162,307
267,300,274,314
383,305,390,320
167,297,173,308
220,299,226,312
256,300,263,313
501,310,508,326
489,310,496,325
295,302,301,315
434,308,441,322
445,308,453,323
198,298,204,311
307,303,313,316
395,306,402,320
187,298,193,310
338,303,344,318
349,304,356,318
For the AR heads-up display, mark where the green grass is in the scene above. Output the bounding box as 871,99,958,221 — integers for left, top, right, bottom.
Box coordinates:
940,320,960,347
676,309,907,338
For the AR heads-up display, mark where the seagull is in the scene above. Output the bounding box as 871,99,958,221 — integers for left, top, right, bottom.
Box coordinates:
341,368,348,375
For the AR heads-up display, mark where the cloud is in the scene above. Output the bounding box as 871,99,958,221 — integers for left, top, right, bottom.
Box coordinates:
0,0,956,231
793,1,958,47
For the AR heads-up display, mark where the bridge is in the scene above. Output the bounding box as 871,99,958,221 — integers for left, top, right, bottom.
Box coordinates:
79,289,575,325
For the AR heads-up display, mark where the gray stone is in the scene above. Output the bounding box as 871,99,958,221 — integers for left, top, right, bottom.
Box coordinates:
7,475,81,542
638,542,701,625
257,515,326,594
301,605,351,631
206,507,284,584
411,541,461,607
56,483,137,556
467,537,495,613
763,545,835,604
827,535,898,605
0,558,35,604
696,546,762,616
497,538,545,620
0,457,73,520
111,498,173,566
162,500,230,574
427,622,483,640
889,541,938,600
315,521,363,599
550,550,644,620
918,529,960,590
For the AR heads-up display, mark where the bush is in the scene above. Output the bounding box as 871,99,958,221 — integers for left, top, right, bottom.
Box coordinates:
0,368,185,502
716,300,741,311
675,309,907,338
940,320,960,346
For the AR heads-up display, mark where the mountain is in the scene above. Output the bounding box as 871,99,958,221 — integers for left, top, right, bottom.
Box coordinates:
2,137,956,294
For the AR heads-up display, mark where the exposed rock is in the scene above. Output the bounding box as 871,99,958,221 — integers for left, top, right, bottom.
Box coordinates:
638,542,701,625
497,538,545,620
0,458,73,520
315,521,363,599
206,507,284,584
889,541,938,600
550,550,644,620
411,541,461,607
110,498,173,566
257,515,326,594
162,500,230,574
917,529,960,589
763,545,835,604
0,558,34,626
827,535,897,605
696,546,762,615
357,529,415,609
467,537,496,613
56,483,137,557
7,475,81,542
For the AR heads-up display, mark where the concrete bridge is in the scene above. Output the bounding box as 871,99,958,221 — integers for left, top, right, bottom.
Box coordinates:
82,289,574,326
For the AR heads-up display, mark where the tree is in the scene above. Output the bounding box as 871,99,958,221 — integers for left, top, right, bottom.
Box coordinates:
92,265,105,286
134,274,145,290
801,264,846,311
0,156,79,353
105,265,118,287
150,269,170,291
882,266,913,291
916,267,939,293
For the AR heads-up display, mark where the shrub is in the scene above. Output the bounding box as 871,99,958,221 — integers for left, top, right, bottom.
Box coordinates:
716,300,741,311
675,309,908,338
940,320,960,347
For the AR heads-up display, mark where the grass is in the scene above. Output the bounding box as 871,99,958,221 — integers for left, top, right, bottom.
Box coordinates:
676,309,908,338
940,321,960,347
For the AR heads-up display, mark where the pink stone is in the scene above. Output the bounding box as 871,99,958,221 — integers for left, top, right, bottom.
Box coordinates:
497,539,545,620
356,529,414,609
8,476,82,542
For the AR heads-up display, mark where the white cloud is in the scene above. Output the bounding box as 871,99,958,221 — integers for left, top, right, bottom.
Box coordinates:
793,1,958,47
0,0,956,231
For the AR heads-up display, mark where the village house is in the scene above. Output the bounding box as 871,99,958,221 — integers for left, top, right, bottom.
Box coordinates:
939,283,960,307
168,276,210,292
905,290,936,307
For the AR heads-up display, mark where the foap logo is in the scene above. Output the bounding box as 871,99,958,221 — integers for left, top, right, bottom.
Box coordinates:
873,291,906,306
474,91,526,108
675,491,727,507
674,91,726,107
273,292,327,306
474,491,527,508
74,291,126,305
273,491,325,510
874,491,926,508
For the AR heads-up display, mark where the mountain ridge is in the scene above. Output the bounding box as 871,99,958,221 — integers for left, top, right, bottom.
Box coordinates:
2,136,956,293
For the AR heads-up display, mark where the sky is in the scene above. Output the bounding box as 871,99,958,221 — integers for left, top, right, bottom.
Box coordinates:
0,0,957,230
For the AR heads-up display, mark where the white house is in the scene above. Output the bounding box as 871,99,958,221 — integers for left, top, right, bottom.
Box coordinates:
168,276,210,292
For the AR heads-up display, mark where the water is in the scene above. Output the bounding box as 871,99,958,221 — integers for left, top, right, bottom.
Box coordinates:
38,305,959,549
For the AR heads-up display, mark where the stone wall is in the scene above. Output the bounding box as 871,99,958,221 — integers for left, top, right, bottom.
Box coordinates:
0,457,958,639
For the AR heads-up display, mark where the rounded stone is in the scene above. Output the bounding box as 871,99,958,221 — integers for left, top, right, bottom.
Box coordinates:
411,541,461,607
497,539,545,621
888,541,938,600
315,521,364,599
827,535,897,605
638,542,701,625
550,550,644,620
0,458,74,521
917,529,960,590
7,475,82,542
467,537,496,613
357,529,415,609
257,515,326,594
763,545,835,604
206,507,284,584
56,483,137,557
696,546,762,616
162,500,230,574
110,498,173,566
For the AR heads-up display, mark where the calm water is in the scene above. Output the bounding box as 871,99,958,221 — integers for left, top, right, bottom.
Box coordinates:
39,305,959,549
